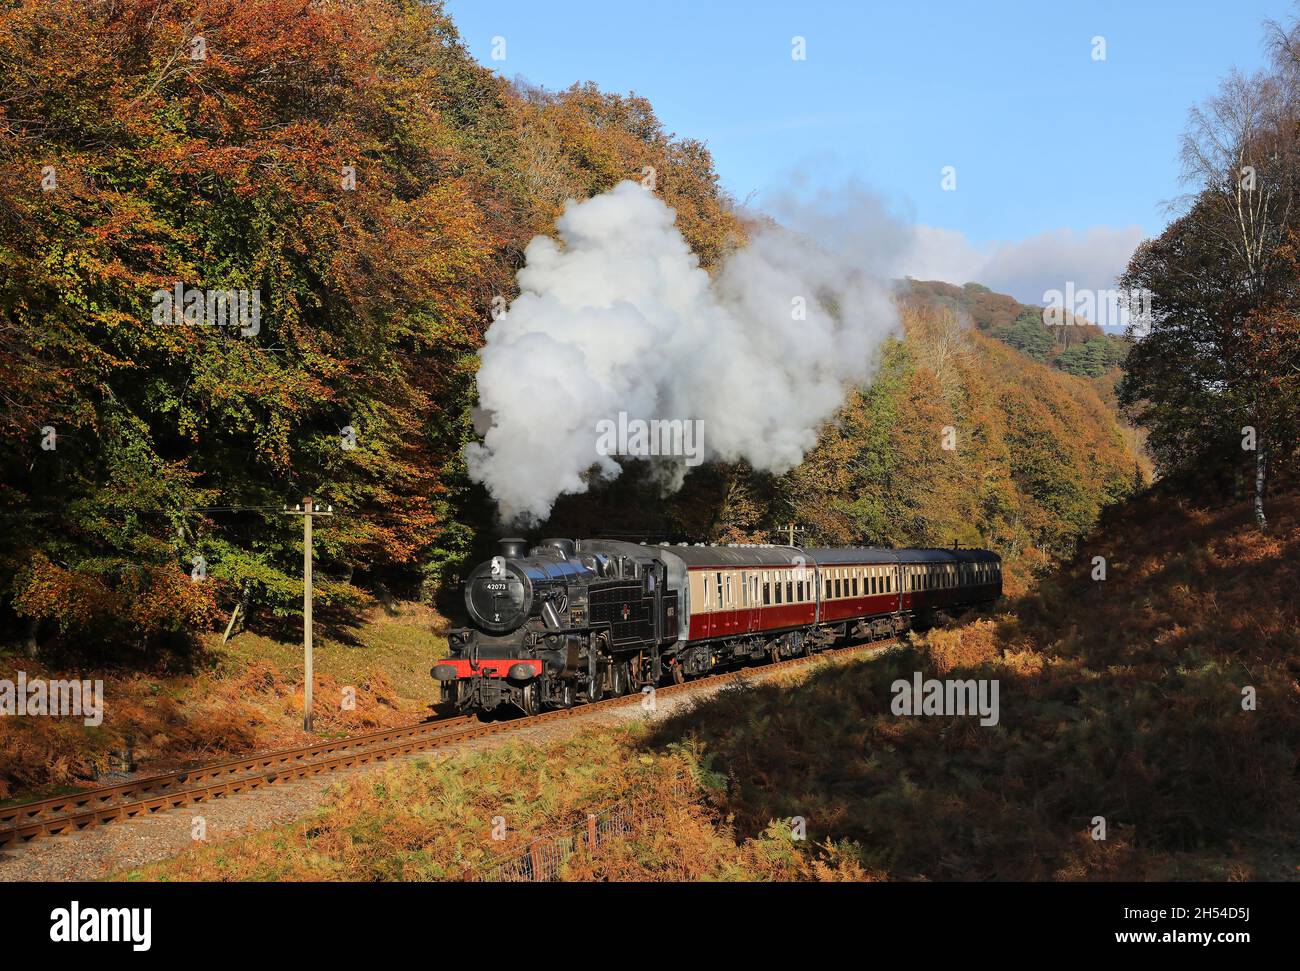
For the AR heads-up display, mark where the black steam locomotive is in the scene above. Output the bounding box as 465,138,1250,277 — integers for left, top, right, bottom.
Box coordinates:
433,537,1002,717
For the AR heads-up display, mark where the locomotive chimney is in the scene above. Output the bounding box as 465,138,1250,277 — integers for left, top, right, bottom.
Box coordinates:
498,537,528,559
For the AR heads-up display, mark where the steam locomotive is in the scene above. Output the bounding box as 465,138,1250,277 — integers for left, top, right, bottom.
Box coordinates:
432,537,1002,716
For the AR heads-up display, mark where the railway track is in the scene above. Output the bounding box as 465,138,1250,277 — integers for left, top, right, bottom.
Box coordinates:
0,639,895,851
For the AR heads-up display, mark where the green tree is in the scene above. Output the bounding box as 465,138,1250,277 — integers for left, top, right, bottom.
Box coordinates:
992,312,1055,361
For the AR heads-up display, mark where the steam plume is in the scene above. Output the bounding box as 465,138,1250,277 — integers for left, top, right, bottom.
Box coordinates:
465,180,902,524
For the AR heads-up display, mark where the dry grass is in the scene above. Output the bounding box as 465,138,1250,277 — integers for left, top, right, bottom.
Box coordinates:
0,600,448,802
638,491,1300,880
120,721,881,882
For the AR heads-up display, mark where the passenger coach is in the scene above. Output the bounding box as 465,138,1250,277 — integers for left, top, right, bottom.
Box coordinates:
434,538,1002,716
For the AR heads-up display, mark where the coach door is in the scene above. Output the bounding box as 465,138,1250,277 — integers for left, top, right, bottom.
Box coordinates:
650,563,677,641
742,570,760,634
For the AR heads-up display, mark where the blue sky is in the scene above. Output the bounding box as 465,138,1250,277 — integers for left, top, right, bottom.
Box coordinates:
444,0,1295,302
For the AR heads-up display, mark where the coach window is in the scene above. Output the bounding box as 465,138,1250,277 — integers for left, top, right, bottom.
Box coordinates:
852,574,859,597
715,573,723,608
786,574,794,603
763,577,771,605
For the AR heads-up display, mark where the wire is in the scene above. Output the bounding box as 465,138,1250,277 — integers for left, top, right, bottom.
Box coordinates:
0,504,334,517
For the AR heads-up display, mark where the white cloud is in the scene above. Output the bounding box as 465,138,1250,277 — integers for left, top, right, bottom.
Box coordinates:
901,224,1148,306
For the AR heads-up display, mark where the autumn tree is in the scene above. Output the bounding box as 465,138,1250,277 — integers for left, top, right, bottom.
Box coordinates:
1121,52,1300,526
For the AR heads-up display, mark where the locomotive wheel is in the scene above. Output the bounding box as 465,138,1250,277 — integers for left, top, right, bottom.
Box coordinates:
520,681,541,717
561,682,576,708
588,635,610,702
610,661,630,696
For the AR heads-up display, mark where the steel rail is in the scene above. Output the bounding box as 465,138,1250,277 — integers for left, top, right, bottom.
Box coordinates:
0,716,473,832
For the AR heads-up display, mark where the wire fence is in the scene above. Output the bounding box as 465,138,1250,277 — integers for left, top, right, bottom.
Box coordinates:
465,780,692,882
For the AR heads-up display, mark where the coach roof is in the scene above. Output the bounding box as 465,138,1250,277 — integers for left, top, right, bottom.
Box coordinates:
804,547,1001,565
654,544,809,568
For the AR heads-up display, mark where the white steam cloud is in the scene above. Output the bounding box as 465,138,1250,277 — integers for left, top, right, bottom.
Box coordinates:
465,180,901,525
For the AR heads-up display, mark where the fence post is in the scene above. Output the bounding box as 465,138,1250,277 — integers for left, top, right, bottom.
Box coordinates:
587,813,598,851
530,841,544,882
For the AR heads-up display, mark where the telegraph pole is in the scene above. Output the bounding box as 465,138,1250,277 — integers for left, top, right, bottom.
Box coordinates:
283,497,333,731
